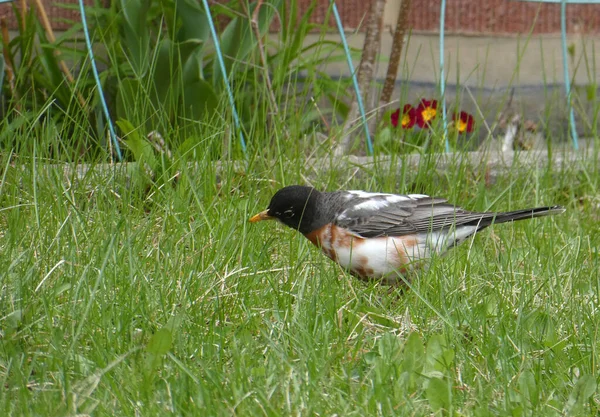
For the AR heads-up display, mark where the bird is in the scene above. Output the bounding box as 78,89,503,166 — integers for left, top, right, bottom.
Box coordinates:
249,185,565,284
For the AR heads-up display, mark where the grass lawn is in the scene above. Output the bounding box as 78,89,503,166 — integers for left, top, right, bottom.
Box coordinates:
1,147,599,416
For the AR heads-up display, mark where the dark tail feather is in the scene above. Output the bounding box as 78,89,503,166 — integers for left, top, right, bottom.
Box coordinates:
468,206,565,229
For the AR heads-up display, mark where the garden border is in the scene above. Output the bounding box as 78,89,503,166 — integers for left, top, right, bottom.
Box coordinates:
36,147,599,185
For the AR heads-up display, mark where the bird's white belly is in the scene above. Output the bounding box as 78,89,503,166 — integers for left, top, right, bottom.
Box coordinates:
315,225,429,278
336,236,429,277
312,223,479,280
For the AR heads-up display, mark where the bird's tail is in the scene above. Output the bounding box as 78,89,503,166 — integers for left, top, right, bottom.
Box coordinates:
468,206,565,229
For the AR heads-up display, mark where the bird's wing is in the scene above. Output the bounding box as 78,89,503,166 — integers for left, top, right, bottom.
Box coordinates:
334,191,491,238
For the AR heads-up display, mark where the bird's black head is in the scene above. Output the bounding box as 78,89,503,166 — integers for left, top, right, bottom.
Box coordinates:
250,185,323,234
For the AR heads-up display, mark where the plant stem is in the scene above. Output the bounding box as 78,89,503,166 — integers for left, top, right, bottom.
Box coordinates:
247,0,290,139
335,0,386,156
0,18,19,108
31,0,87,108
379,0,411,111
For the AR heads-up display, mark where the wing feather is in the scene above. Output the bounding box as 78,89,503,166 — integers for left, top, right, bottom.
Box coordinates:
334,192,490,238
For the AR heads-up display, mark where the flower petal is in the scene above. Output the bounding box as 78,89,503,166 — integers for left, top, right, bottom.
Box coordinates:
390,109,400,127
454,111,475,133
416,99,438,128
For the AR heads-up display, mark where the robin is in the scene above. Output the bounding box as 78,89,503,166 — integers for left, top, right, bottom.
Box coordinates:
250,185,565,284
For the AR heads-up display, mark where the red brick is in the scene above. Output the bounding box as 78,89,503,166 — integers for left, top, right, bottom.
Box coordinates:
1,0,598,34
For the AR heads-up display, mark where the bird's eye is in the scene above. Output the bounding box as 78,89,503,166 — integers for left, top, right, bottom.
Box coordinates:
283,209,294,218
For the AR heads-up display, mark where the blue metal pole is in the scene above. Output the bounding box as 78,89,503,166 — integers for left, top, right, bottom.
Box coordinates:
78,0,123,160
201,0,247,153
560,0,579,149
439,0,450,152
330,1,374,155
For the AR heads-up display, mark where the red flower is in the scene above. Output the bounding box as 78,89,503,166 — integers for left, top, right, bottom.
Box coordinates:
401,104,417,129
453,111,475,133
416,99,438,128
391,104,417,129
390,108,400,127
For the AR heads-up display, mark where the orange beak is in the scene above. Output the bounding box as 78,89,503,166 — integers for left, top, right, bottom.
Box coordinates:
249,210,274,223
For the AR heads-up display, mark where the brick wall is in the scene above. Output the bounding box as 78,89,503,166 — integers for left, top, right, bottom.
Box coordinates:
1,0,599,34
295,0,600,34
1,0,96,31
406,0,600,34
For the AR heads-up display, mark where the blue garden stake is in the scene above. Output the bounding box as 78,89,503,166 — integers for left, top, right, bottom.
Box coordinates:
201,0,247,154
560,0,579,150
515,0,592,149
78,0,122,161
330,1,374,155
439,0,450,152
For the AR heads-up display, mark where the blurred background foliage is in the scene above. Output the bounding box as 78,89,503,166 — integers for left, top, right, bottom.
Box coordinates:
0,0,354,161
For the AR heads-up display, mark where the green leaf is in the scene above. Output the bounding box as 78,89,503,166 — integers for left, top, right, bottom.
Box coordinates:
177,136,205,161
181,47,204,86
272,0,315,86
518,370,539,409
376,126,394,148
402,332,425,375
377,332,402,363
182,77,218,120
143,326,174,386
580,375,597,400
116,78,142,123
213,0,281,86
565,374,597,415
327,92,351,120
151,39,180,114
424,334,454,377
5,309,23,329
0,113,34,146
120,0,151,74
182,50,219,120
511,405,524,417
400,331,425,391
586,84,597,102
362,351,379,365
176,0,209,43
426,377,451,414
117,118,157,171
146,328,173,356
35,25,70,106
165,315,183,334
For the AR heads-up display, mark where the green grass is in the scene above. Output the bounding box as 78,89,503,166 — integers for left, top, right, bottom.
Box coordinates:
1,139,599,416
2,11,600,413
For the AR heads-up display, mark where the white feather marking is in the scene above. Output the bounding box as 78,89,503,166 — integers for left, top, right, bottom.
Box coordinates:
427,226,478,252
319,226,333,252
450,226,480,245
346,190,429,202
392,237,428,263
348,190,380,198
385,194,411,203
407,193,430,199
348,190,410,201
352,199,391,211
